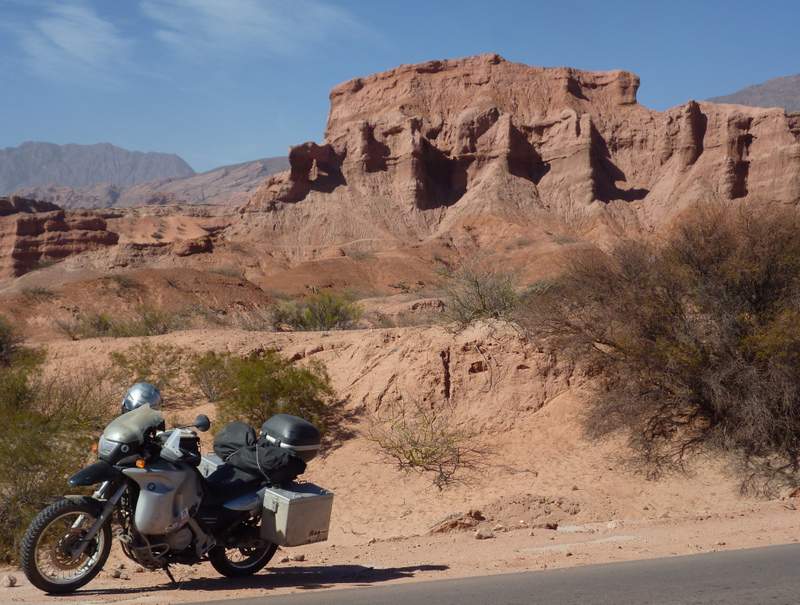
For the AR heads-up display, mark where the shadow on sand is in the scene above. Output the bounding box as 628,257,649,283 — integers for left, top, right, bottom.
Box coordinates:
66,563,450,598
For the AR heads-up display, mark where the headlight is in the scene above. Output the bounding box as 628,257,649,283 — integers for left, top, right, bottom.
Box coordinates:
97,435,134,463
97,436,118,459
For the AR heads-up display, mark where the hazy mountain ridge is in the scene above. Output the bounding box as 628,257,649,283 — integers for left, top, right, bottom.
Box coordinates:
709,74,800,112
14,156,289,208
0,141,195,194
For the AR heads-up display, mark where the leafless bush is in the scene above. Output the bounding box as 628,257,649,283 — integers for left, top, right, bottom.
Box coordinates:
520,204,800,492
21,286,56,303
439,261,520,330
225,306,276,331
367,399,487,489
55,306,185,339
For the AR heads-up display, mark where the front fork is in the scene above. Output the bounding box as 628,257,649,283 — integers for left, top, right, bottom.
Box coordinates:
70,481,127,558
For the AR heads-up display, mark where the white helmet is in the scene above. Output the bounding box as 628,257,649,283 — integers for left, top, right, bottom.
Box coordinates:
121,382,161,413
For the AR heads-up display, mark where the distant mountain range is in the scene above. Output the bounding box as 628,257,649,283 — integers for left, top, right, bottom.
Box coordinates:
3,141,289,208
709,74,800,112
0,141,195,194
15,156,289,208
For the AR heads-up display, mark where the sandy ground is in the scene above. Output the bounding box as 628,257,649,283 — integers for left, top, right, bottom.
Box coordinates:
3,502,800,605
3,325,800,603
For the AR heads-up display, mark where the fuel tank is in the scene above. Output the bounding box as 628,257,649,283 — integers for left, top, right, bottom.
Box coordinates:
123,460,202,535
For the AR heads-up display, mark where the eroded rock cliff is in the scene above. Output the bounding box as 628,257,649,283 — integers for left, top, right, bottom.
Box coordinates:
245,54,800,248
0,196,119,278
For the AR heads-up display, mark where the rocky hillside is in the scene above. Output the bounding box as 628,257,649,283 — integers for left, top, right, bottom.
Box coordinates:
245,54,800,255
709,74,800,112
0,196,118,278
3,56,800,293
14,156,289,209
0,141,194,194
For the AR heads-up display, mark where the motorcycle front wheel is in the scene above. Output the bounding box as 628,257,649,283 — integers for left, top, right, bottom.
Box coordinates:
20,497,112,594
208,542,278,577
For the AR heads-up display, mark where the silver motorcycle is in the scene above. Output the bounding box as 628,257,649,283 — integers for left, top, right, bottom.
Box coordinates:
20,403,332,594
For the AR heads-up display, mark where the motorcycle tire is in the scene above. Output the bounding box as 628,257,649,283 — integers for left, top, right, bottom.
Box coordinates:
21,497,112,594
208,542,278,577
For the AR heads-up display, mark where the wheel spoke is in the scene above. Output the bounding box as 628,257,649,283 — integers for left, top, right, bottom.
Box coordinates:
34,511,105,585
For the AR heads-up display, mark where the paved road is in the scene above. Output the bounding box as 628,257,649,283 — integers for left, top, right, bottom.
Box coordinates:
188,544,800,605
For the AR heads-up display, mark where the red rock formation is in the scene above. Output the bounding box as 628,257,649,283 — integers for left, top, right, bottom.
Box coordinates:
0,196,119,278
245,54,800,247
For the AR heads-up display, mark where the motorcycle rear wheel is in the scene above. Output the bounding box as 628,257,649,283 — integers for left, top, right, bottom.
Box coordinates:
21,497,112,594
208,543,278,577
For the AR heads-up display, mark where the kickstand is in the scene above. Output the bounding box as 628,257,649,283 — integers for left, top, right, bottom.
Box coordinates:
163,565,179,588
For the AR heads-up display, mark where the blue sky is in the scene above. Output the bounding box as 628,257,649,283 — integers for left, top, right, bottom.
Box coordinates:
0,0,798,172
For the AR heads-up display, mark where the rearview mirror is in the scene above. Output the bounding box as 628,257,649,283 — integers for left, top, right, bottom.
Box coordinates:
194,414,211,432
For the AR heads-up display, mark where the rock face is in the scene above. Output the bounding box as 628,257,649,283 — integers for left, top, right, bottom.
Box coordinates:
15,156,289,209
0,196,119,278
0,142,194,194
710,74,800,113
246,54,800,248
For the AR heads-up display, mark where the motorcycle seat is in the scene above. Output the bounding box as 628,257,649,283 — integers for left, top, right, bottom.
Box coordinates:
200,463,264,506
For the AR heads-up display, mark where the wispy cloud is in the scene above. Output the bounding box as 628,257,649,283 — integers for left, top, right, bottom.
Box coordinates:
13,2,131,85
140,0,367,58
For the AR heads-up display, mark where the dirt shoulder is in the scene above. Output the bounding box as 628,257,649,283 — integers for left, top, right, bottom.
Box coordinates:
3,501,799,605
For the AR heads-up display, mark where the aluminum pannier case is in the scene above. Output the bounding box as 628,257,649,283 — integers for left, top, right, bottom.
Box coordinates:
260,482,333,546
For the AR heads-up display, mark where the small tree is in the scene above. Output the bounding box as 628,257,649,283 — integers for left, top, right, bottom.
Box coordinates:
521,204,800,491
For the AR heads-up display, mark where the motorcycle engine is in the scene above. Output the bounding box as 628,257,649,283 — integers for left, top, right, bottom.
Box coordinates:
165,527,193,552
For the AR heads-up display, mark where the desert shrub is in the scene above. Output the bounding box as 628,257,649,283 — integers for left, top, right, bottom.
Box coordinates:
107,274,140,291
213,350,336,432
226,306,276,331
21,286,56,303
440,262,520,329
272,291,362,331
56,306,184,340
109,340,185,393
346,248,376,261
188,351,233,402
521,204,800,491
120,306,184,336
0,352,114,562
0,315,21,366
209,266,245,279
367,399,486,489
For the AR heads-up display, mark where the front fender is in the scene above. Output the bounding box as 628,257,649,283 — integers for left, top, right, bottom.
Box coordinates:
68,461,122,487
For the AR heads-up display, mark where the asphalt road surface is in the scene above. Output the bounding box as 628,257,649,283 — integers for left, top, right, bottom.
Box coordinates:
188,544,800,605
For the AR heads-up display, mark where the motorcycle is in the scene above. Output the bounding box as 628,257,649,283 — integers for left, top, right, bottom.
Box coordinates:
20,404,333,594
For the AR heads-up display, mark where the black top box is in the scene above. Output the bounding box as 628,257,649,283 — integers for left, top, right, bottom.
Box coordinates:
261,414,321,462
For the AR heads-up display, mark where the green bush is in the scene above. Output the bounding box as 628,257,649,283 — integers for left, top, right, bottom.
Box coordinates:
208,350,336,432
440,262,520,329
0,350,113,562
189,351,233,402
521,204,800,491
272,291,362,331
